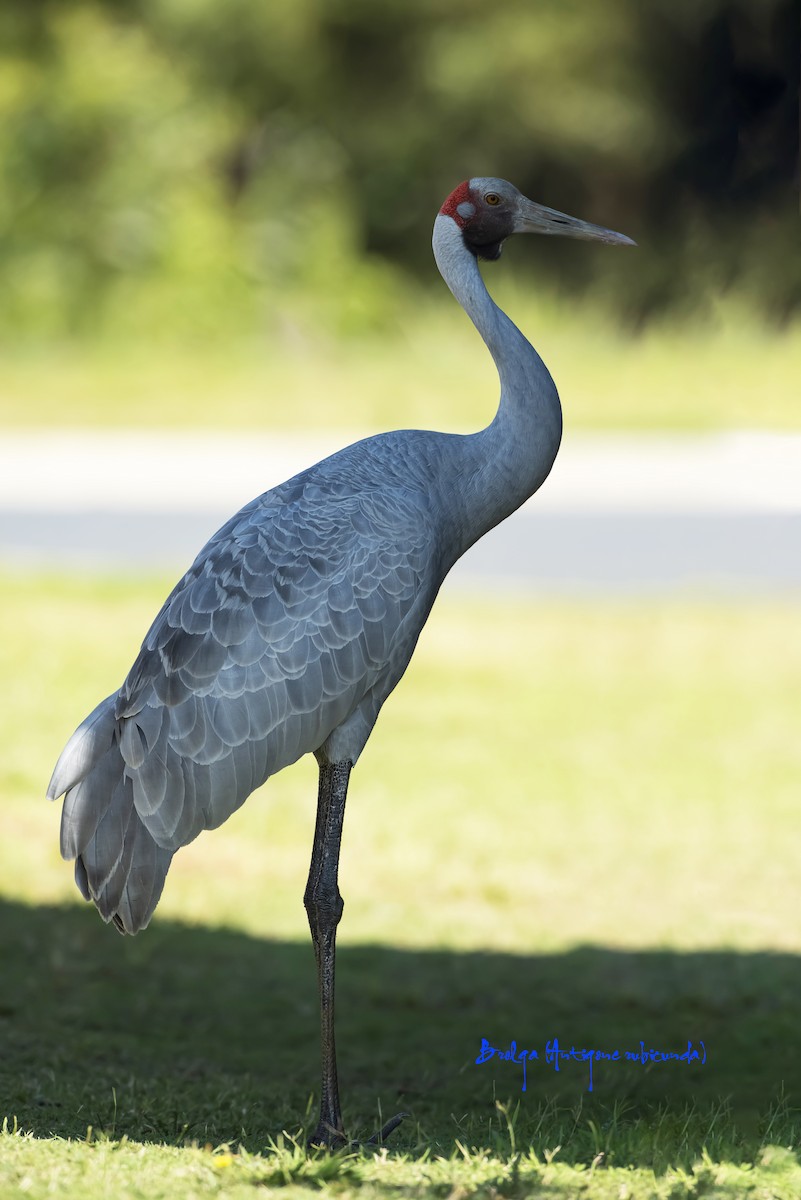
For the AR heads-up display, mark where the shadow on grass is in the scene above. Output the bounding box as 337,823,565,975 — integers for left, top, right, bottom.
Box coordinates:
2,897,800,1162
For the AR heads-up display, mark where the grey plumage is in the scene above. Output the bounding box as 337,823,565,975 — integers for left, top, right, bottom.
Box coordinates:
49,439,449,931
48,177,633,1143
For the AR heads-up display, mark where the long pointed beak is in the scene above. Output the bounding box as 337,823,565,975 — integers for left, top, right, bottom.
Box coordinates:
516,197,636,246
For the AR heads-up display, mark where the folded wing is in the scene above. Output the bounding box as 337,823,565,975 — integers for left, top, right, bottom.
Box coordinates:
48,478,436,933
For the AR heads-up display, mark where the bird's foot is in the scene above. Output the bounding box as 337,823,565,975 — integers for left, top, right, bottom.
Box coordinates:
351,1111,408,1149
307,1111,408,1151
306,1119,347,1150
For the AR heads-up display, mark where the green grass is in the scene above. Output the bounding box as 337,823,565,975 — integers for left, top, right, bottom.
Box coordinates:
0,296,799,432
3,1134,801,1200
2,571,801,1196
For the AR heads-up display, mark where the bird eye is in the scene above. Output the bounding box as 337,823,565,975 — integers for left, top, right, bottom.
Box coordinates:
484,193,501,206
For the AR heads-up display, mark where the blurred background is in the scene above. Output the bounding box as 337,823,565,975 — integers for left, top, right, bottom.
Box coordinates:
0,0,799,574
0,0,798,343
1,0,801,1147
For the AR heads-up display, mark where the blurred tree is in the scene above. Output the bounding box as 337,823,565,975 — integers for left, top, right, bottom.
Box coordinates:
0,0,797,337
629,0,800,322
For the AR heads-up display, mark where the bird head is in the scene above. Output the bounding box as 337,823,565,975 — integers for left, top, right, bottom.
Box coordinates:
440,177,635,260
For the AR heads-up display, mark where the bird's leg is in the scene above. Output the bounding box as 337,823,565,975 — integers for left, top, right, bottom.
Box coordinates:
304,758,408,1150
304,759,351,1148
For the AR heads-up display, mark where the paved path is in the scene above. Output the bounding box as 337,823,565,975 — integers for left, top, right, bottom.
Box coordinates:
2,430,800,594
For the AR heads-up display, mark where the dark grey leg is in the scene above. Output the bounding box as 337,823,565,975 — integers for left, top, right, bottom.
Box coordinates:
304,759,407,1149
305,759,350,1147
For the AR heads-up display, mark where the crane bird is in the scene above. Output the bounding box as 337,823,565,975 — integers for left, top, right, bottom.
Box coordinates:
48,177,634,1147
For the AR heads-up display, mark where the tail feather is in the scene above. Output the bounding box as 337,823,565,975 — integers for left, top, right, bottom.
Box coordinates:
109,813,171,934
78,774,171,934
76,774,133,896
51,694,173,935
60,744,123,860
74,854,90,901
47,695,117,801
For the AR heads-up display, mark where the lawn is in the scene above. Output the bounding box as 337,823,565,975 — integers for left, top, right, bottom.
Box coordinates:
0,297,799,434
1,570,801,1196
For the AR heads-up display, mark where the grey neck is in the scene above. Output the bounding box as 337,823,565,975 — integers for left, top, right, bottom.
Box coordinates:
431,214,563,556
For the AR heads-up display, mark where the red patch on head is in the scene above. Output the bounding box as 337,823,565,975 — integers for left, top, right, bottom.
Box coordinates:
439,180,473,228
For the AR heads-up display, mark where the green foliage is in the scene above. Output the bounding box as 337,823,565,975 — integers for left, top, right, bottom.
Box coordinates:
0,4,408,340
0,0,795,340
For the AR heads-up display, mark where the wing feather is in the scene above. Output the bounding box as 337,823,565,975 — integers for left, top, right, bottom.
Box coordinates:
54,469,440,932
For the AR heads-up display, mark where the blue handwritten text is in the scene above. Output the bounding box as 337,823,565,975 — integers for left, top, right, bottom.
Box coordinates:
475,1037,707,1092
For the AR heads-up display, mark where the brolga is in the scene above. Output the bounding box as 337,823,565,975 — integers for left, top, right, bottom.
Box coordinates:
48,177,634,1147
